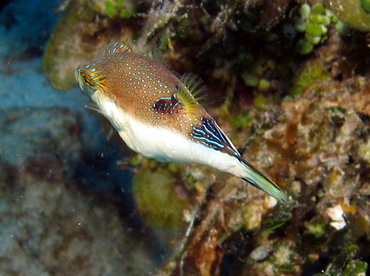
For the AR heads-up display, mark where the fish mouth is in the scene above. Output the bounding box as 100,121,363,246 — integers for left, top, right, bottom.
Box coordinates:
75,68,96,95
75,68,85,90
75,67,108,96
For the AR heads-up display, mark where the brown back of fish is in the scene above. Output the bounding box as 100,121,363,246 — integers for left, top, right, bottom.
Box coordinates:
96,52,207,133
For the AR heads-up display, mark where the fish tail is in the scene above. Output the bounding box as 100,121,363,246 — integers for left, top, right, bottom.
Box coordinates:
239,158,287,202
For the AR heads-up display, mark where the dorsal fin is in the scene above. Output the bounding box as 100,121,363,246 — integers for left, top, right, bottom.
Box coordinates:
179,73,205,102
175,73,205,114
102,42,132,56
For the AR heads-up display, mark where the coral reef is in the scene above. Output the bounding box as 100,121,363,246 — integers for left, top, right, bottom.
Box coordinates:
239,76,369,275
0,108,158,275
159,74,370,275
38,0,370,274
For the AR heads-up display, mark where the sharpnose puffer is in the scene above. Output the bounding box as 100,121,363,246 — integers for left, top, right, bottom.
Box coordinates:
75,42,286,202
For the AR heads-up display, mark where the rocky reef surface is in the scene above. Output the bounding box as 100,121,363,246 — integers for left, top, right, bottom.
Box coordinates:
0,109,158,276
1,0,370,275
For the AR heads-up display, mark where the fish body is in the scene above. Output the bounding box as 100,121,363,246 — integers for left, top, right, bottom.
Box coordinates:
75,42,286,202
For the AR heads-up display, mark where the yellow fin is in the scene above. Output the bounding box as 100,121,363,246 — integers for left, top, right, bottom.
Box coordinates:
178,73,205,109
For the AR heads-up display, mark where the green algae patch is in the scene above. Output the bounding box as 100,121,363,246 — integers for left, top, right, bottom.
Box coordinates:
133,167,191,229
290,59,330,96
328,0,370,31
104,0,136,18
294,3,336,55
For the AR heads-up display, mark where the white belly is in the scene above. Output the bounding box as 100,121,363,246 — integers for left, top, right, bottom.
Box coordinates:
90,91,245,176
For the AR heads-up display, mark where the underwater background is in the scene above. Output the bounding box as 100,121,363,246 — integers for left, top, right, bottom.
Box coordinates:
0,0,369,275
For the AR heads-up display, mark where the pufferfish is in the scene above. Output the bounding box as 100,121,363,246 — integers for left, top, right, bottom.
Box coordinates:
75,42,286,202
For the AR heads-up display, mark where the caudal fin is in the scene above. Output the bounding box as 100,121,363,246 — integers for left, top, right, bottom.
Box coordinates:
240,159,287,202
